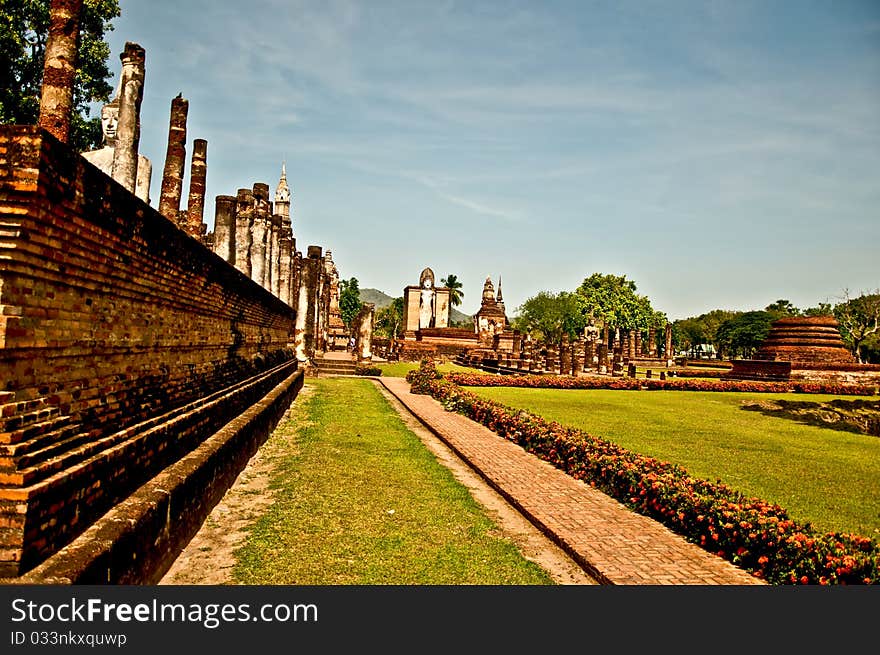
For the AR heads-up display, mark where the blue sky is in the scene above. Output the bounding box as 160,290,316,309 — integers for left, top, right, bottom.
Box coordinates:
101,0,879,319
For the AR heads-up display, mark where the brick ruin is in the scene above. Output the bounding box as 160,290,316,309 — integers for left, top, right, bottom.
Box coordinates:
726,316,880,384
0,36,348,580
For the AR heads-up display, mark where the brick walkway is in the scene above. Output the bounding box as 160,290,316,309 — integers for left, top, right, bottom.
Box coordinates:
378,377,764,586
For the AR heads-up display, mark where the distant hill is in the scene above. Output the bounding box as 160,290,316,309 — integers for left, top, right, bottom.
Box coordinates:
359,288,472,325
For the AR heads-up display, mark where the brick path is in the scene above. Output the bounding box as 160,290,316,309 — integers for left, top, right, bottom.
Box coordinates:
378,377,764,586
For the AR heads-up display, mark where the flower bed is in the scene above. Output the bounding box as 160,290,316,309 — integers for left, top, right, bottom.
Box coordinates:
444,372,877,396
407,365,880,584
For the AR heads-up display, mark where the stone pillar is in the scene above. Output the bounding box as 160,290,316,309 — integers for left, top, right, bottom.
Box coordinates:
234,189,253,277
185,138,207,237
38,0,83,143
573,337,584,376
627,329,637,360
635,330,643,357
354,303,375,364
278,230,293,306
598,343,608,374
250,217,267,288
270,215,282,297
252,183,270,288
212,195,236,264
560,335,572,376
648,327,657,357
110,42,146,195
295,246,323,362
665,323,674,367
158,94,188,223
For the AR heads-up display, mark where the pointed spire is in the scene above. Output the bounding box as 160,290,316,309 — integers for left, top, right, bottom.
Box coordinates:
496,275,503,301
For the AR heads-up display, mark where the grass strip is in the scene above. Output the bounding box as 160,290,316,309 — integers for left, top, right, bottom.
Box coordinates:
233,378,554,584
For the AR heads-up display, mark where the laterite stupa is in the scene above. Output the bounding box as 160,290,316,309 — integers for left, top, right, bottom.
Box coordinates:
726,315,880,385
752,315,856,365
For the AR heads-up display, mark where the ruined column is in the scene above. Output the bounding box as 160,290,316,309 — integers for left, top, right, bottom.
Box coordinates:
573,336,585,376
598,343,609,374
38,0,83,143
354,303,376,364
185,138,208,236
560,334,572,376
234,189,254,277
159,94,188,223
110,42,146,195
278,230,293,306
648,327,657,357
270,215,282,297
250,217,267,289
665,323,674,367
295,246,323,362
635,330,643,358
212,195,236,264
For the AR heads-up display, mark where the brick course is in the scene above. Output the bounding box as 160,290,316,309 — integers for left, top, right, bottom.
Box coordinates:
0,127,298,576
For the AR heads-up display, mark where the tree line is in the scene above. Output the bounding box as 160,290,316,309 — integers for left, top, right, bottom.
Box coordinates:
672,292,880,364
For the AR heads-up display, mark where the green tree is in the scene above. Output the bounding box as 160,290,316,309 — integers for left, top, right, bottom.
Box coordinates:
716,311,774,359
1,0,121,151
440,274,463,307
515,291,585,345
833,290,880,364
765,299,800,317
574,273,661,330
339,277,363,330
803,302,833,317
375,297,404,341
672,309,741,353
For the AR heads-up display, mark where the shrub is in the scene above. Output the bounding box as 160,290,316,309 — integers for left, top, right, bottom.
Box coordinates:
444,372,876,396
354,365,382,376
416,376,880,584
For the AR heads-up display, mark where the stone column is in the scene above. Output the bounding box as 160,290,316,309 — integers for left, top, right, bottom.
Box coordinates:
573,336,585,376
278,230,293,306
250,216,267,288
598,343,608,374
270,215,282,297
38,0,83,143
233,189,253,277
648,327,657,357
110,42,146,195
185,138,207,237
665,323,674,367
212,195,236,264
354,303,375,364
635,330,643,358
295,246,323,362
158,94,188,223
560,335,572,376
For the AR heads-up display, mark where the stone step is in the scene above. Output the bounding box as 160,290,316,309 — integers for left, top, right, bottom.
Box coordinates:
0,413,74,448
0,402,60,438
0,421,82,470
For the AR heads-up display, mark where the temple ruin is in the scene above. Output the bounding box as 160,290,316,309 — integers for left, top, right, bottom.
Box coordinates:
726,316,880,384
0,31,351,581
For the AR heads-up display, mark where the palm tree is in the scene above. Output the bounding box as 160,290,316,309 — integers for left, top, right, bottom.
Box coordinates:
440,274,464,307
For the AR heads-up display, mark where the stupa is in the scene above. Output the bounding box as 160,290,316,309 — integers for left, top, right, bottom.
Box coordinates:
752,316,856,365
726,315,880,385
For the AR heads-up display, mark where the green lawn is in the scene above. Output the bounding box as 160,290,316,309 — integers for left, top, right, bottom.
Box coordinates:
466,387,880,537
233,378,554,584
375,361,475,378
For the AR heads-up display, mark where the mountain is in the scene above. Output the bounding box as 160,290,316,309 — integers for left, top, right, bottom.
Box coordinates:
359,288,472,325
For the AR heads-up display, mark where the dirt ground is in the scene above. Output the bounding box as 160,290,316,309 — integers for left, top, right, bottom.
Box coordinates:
159,381,596,585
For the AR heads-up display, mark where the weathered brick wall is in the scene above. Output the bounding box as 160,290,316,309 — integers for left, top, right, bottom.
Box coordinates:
0,127,297,576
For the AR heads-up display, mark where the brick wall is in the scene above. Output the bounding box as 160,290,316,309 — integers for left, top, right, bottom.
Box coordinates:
0,127,298,576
